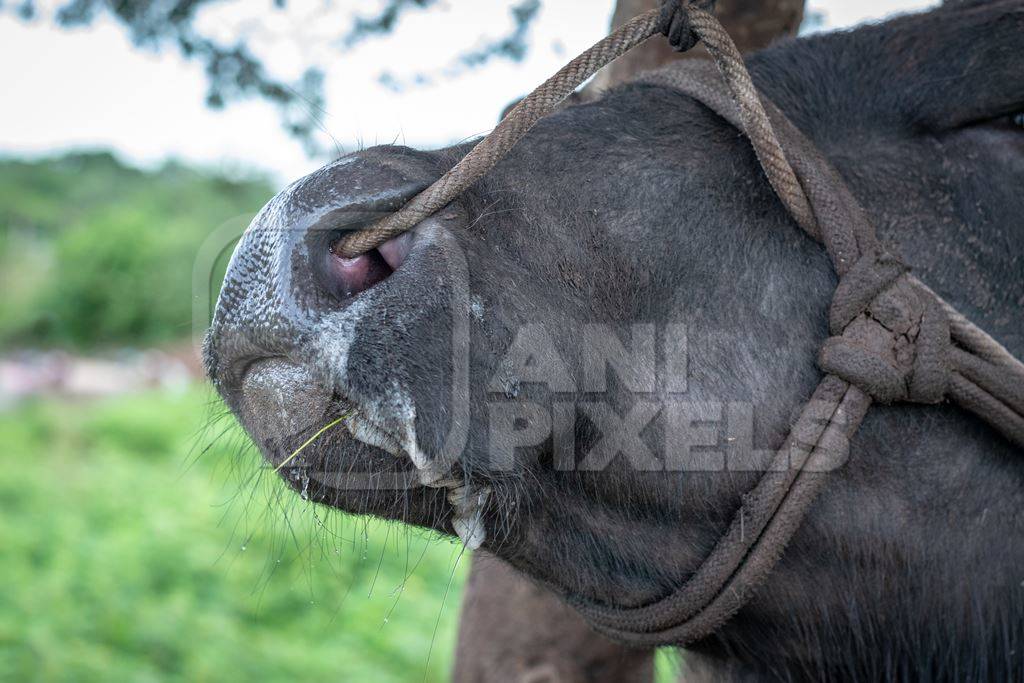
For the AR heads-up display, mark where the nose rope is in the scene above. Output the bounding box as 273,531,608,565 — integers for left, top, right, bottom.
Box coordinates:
337,0,1024,646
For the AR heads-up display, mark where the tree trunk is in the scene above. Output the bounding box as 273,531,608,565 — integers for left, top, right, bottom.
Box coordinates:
454,2,806,681
452,553,654,683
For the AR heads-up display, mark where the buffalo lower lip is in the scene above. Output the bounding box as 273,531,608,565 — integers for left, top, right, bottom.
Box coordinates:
335,399,490,550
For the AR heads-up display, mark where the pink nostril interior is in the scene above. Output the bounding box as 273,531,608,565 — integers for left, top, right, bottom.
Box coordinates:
327,232,412,298
327,249,390,297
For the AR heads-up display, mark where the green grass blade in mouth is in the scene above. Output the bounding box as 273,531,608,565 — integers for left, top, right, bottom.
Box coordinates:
274,414,347,473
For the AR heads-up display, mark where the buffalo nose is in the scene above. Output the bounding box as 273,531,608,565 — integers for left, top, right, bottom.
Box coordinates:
206,146,438,395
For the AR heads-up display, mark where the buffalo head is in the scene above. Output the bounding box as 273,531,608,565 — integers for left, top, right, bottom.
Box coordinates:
206,2,1024,676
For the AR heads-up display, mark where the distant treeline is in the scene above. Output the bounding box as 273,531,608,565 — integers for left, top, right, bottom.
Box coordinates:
0,152,273,349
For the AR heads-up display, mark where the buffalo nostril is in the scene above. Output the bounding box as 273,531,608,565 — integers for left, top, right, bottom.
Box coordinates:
325,231,412,298
326,246,392,298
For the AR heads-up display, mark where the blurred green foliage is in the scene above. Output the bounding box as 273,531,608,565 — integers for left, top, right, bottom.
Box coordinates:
0,152,273,348
0,386,468,682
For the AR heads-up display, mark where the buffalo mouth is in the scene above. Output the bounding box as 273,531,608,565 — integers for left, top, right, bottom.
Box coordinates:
235,356,491,549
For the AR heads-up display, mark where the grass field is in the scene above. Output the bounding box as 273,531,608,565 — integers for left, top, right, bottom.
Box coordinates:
0,385,681,682
0,385,470,683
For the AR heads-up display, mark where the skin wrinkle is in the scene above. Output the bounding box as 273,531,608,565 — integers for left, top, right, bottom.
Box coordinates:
206,2,1024,679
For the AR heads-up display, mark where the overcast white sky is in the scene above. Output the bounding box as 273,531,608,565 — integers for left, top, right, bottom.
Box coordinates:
0,0,935,187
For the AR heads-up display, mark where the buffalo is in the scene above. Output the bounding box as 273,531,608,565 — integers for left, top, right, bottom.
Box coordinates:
205,1,1024,679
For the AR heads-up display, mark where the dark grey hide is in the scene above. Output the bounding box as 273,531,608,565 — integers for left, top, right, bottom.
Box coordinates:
206,1,1024,679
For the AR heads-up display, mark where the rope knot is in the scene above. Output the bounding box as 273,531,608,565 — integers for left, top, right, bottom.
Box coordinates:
658,0,716,52
818,251,951,404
